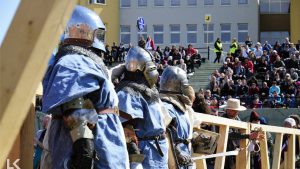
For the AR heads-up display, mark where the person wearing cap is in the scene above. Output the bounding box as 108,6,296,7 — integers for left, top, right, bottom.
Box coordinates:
222,99,261,169
281,117,299,166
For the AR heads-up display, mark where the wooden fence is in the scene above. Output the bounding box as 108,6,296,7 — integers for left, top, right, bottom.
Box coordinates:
193,113,300,169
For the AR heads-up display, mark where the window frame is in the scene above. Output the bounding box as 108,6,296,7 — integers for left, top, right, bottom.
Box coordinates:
260,0,290,14
220,0,231,6
170,24,181,44
137,0,147,7
120,25,131,44
237,23,248,43
154,0,164,7
204,0,214,5
203,23,214,44
220,23,231,44
120,0,131,8
186,24,197,44
170,0,181,7
187,0,197,6
153,25,164,44
238,0,248,5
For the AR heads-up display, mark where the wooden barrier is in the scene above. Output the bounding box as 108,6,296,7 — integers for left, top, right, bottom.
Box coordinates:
193,113,300,169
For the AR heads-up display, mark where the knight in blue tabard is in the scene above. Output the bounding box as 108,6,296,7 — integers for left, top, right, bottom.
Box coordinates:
159,66,196,169
115,46,170,169
41,6,129,169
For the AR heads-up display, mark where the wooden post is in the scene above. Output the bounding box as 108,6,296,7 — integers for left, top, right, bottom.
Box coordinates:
259,131,270,169
272,133,283,169
20,101,35,169
193,154,207,169
236,127,250,169
0,0,76,166
214,125,229,169
287,134,295,169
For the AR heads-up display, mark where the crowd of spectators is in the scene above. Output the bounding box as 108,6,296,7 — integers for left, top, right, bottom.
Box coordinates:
203,37,300,109
103,36,300,109
103,36,202,74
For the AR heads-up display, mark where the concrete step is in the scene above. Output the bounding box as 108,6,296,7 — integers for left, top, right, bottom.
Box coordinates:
189,63,222,91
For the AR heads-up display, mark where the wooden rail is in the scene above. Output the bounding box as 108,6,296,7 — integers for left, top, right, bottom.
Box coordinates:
193,113,300,169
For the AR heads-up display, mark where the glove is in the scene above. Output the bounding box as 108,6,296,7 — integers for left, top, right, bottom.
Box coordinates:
175,146,193,166
69,138,95,169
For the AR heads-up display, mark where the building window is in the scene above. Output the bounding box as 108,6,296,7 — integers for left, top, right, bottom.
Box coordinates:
120,25,131,44
121,0,131,7
220,23,231,43
171,0,180,6
221,0,231,5
238,0,248,5
137,25,147,42
90,0,106,4
170,24,180,44
204,0,214,5
187,0,197,6
203,24,214,44
138,0,147,7
187,24,197,44
260,0,290,14
260,31,289,45
153,25,164,44
154,0,164,6
237,23,248,43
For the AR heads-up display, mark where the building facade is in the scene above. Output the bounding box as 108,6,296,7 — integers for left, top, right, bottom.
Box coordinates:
120,0,259,53
78,0,120,46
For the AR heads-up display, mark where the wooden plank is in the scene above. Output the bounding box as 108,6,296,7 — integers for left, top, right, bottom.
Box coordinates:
195,157,207,169
0,0,76,166
194,113,248,129
272,133,283,169
287,134,295,169
259,131,270,169
1,136,20,169
20,101,35,168
236,127,250,169
251,124,300,135
214,125,229,169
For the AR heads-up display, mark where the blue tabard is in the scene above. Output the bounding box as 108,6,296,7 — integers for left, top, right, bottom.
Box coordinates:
42,51,129,169
162,101,192,161
118,90,168,169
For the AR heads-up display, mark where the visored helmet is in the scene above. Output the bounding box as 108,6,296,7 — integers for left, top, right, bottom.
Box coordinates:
159,66,189,94
125,46,158,87
64,5,106,51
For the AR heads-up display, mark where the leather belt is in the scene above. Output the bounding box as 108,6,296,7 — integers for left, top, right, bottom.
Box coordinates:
175,139,191,145
138,133,166,157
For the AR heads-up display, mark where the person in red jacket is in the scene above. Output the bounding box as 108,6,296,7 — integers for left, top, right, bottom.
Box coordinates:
187,44,197,56
243,57,254,78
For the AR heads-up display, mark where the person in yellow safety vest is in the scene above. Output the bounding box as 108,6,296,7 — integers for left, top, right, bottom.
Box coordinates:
230,38,238,57
214,37,223,63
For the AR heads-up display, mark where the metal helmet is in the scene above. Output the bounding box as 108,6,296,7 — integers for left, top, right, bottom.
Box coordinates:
64,5,106,51
125,46,159,87
159,66,189,94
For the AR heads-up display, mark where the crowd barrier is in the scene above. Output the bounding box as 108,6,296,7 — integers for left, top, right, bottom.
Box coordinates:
193,113,300,169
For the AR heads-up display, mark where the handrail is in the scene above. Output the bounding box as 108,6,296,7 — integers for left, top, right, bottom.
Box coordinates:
193,112,300,169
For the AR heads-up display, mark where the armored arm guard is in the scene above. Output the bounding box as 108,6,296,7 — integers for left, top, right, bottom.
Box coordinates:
61,97,96,169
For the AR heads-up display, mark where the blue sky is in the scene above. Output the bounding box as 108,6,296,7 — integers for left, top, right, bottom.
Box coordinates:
0,0,21,46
